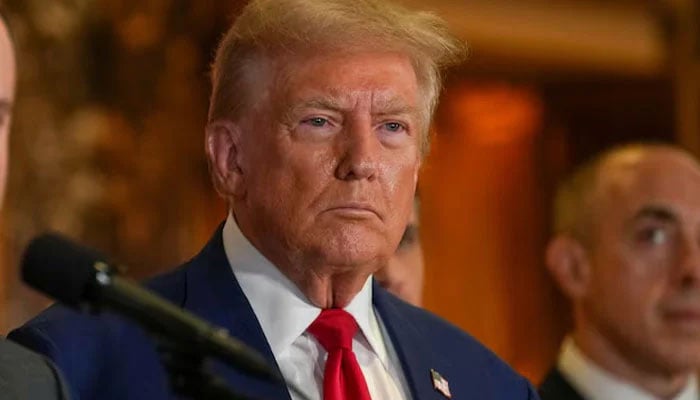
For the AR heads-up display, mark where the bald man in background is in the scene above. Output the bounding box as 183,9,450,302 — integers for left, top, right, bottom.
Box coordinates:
0,14,71,400
540,143,700,400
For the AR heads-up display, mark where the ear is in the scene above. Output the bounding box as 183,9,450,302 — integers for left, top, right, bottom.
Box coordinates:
545,235,591,300
205,120,246,198
412,150,422,186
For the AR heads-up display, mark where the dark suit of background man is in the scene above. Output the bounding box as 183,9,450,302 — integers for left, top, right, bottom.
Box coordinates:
540,143,700,400
10,0,539,399
0,13,71,400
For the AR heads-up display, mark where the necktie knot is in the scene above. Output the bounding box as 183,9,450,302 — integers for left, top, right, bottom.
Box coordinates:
306,308,371,400
308,309,358,352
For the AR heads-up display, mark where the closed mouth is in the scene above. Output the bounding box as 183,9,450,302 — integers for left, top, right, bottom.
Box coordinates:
326,203,381,219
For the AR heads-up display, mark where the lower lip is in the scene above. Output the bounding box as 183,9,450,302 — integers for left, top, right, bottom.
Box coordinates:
665,311,700,329
327,207,377,218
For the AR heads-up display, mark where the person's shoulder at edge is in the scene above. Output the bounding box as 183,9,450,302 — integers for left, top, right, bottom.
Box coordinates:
0,338,71,400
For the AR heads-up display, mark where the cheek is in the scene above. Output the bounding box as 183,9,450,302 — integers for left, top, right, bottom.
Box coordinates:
382,155,419,197
617,249,672,299
250,143,336,218
294,146,336,181
279,147,337,206
592,259,665,327
380,160,419,235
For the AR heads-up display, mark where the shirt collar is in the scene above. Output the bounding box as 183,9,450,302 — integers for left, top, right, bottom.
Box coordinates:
222,213,389,364
558,337,698,400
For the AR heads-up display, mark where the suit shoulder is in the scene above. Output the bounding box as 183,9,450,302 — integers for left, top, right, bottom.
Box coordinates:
142,260,191,305
383,296,489,353
401,302,515,368
379,292,536,397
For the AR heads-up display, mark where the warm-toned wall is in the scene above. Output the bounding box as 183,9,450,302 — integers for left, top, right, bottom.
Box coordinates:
421,81,567,382
0,1,682,388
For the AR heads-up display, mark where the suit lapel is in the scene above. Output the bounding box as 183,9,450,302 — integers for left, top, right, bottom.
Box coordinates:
373,281,448,400
177,228,456,400
181,227,292,400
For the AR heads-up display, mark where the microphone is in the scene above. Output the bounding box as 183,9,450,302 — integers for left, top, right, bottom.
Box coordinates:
21,232,281,383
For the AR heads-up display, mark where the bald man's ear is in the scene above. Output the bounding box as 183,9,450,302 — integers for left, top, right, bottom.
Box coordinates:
205,120,245,198
545,235,591,300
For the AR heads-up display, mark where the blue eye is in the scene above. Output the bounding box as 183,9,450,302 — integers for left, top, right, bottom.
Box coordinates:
384,122,404,132
305,117,328,127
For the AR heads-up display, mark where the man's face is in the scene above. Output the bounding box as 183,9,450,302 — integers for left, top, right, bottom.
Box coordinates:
375,203,424,305
233,51,422,275
0,19,14,208
583,149,700,375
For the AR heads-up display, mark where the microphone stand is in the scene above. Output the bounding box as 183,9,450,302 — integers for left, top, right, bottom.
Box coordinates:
155,335,259,400
21,233,313,400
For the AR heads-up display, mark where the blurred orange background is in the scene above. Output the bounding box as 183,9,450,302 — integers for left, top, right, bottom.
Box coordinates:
0,0,697,384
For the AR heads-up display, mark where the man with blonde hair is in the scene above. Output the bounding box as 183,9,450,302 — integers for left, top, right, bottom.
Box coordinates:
11,1,538,399
541,143,700,399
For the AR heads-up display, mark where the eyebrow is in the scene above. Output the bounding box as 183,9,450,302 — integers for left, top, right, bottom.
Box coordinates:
287,96,419,117
630,205,678,224
373,104,419,118
292,98,345,113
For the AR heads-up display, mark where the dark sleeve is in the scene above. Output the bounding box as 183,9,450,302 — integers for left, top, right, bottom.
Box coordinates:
0,338,72,400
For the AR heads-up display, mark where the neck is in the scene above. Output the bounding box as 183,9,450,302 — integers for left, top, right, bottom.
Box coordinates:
572,327,692,399
288,267,372,308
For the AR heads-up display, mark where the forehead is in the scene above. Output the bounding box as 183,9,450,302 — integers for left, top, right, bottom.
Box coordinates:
598,149,700,223
271,51,420,109
0,20,15,100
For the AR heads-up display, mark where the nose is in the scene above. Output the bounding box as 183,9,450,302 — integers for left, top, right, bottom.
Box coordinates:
676,238,700,288
335,118,379,181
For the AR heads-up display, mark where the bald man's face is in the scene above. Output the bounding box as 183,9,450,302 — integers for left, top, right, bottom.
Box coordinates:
0,19,15,208
583,148,700,376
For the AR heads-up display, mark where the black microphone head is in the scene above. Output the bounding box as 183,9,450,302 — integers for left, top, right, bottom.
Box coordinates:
21,233,108,307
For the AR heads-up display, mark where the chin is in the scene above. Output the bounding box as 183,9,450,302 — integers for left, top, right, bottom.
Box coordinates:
652,339,700,373
321,246,385,267
313,233,389,267
298,220,396,266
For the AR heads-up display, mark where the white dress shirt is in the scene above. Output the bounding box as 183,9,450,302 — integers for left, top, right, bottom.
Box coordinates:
222,214,411,400
558,337,698,400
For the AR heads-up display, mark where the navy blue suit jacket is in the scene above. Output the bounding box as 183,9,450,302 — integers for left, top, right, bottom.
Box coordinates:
9,227,539,400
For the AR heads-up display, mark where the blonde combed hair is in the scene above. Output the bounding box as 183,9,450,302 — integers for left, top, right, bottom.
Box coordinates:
208,0,467,151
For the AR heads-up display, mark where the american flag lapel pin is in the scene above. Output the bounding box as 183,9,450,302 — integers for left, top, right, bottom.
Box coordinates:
430,369,452,398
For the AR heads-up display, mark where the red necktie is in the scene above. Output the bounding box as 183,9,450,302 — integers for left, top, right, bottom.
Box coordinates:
307,309,372,400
